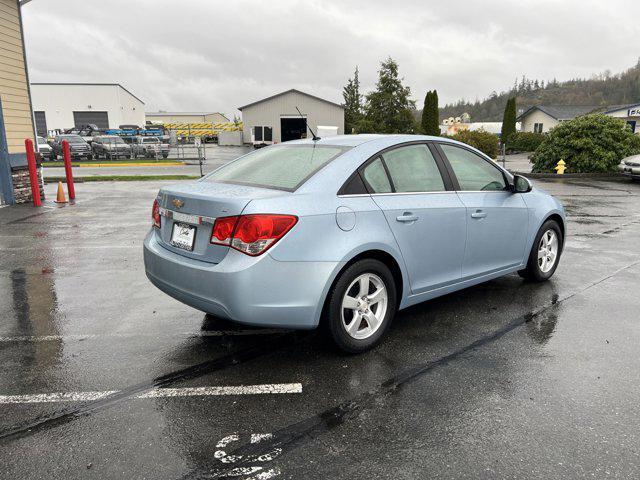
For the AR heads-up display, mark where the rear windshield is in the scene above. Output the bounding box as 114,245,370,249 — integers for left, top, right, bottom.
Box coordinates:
204,144,350,191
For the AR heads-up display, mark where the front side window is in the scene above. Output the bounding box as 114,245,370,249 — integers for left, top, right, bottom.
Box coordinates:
534,123,543,134
382,144,445,192
205,144,349,191
362,157,392,193
440,144,507,191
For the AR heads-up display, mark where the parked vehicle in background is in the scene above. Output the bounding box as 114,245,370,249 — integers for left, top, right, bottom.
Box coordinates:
36,136,54,160
51,134,92,160
64,124,102,143
618,154,640,180
130,136,170,159
92,135,132,159
144,135,566,353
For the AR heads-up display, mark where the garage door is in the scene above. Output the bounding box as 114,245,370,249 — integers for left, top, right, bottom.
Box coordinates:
73,111,109,129
34,111,47,137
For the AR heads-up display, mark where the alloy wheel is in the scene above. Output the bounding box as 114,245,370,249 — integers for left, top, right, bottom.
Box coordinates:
341,273,388,340
538,229,558,273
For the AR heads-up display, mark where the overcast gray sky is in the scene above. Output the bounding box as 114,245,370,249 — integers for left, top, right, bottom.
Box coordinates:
21,0,640,118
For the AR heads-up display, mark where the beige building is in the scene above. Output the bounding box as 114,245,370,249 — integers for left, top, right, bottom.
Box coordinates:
238,89,344,144
0,0,36,205
145,112,230,124
517,105,598,133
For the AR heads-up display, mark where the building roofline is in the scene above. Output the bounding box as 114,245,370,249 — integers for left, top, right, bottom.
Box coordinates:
238,88,344,111
604,102,640,114
146,111,229,118
516,105,600,121
30,83,145,104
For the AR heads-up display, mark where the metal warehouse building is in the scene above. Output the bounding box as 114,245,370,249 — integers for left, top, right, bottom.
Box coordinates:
30,83,146,135
145,111,230,124
239,89,344,144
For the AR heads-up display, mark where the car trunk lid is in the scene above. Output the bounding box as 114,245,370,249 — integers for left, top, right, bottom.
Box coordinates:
156,181,286,263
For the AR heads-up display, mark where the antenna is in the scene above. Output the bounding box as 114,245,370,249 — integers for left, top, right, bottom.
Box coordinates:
295,106,319,141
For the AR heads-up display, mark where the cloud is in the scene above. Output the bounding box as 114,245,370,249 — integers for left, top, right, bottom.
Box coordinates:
21,0,640,118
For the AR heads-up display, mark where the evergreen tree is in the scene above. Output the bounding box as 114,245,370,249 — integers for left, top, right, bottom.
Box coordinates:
361,57,416,134
343,66,362,134
501,97,517,143
421,90,440,135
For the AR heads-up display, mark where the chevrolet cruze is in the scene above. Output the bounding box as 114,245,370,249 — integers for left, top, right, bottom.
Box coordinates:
144,135,565,352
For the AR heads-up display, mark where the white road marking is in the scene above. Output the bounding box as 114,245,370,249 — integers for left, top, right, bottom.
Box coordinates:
138,384,302,398
214,432,282,479
0,383,302,404
0,329,284,342
0,391,118,404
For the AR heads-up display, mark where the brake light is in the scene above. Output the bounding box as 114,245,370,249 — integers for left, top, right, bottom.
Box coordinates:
211,214,297,256
152,199,161,228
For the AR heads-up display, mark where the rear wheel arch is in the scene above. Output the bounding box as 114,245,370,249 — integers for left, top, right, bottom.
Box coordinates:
319,249,404,324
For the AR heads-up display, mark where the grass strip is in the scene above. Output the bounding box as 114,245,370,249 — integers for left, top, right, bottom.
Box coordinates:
44,175,199,183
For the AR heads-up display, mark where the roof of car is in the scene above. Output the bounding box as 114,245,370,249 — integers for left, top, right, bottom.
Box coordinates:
285,134,447,148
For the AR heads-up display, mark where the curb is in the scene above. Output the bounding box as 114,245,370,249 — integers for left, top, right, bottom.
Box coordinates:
510,171,626,179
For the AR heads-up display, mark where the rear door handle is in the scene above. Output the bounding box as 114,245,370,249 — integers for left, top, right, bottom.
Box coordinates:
471,210,487,219
396,213,418,223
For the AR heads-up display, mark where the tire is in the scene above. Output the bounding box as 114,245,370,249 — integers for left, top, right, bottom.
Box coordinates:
518,219,563,282
325,259,397,353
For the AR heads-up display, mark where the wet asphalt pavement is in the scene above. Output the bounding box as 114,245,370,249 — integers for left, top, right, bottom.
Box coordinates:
1,177,639,479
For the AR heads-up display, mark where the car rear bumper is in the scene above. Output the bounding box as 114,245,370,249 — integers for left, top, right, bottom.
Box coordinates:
143,230,340,329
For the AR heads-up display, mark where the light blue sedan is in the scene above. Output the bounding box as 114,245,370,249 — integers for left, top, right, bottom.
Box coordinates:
144,135,565,352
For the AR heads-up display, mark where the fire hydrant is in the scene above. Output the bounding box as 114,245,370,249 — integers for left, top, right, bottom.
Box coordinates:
554,159,566,175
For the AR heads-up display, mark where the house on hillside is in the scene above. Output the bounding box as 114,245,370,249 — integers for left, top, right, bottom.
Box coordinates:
517,106,598,133
517,103,640,134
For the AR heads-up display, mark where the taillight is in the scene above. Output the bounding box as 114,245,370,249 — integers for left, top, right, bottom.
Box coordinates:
152,199,161,228
211,214,297,256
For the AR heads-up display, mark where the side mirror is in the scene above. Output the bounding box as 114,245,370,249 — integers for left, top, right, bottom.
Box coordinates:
513,175,533,193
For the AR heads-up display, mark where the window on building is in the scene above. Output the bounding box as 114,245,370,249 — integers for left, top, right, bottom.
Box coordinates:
533,123,544,134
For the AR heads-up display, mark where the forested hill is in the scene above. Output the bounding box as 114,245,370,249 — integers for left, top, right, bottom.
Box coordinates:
436,61,640,122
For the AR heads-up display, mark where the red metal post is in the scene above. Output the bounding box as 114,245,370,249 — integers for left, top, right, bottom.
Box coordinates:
25,138,42,207
62,140,75,200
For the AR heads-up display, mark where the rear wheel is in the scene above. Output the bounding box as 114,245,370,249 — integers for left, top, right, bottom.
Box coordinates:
325,259,397,353
518,219,563,281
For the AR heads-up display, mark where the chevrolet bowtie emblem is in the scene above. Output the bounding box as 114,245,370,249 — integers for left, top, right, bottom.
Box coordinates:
172,199,184,209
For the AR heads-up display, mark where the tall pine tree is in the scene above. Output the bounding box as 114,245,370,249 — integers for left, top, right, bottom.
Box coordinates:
362,57,415,134
421,90,440,135
501,97,517,142
342,67,362,134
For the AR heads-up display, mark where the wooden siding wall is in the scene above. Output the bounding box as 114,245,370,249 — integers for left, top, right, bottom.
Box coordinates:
0,0,35,154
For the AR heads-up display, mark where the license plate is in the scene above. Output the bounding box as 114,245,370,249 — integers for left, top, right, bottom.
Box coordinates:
170,222,196,251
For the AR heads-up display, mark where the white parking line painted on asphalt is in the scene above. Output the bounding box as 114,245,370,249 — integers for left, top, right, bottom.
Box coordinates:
0,329,284,342
138,384,303,398
0,383,302,404
0,391,119,404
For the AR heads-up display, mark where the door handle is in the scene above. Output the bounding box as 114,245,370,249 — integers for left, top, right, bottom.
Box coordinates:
471,210,487,219
396,213,418,223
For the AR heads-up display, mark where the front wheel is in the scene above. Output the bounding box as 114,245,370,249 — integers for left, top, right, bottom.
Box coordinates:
518,219,563,282
325,259,397,353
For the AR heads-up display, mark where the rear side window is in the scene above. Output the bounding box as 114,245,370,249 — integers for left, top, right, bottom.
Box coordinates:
440,144,507,191
362,157,392,193
382,144,445,192
204,144,350,191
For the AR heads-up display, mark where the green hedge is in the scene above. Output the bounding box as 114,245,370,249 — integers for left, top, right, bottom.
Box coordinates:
507,132,546,152
531,114,640,173
450,129,499,158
